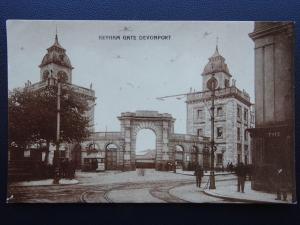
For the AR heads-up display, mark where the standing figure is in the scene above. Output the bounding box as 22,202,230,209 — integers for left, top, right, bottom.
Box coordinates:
229,162,234,173
194,165,204,187
275,167,288,201
236,162,246,193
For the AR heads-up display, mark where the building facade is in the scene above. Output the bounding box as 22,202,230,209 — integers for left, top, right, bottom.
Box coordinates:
248,22,295,195
14,34,210,171
26,34,96,163
186,46,254,169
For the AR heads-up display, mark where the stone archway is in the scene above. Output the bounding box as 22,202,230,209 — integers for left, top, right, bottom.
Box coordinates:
118,111,175,170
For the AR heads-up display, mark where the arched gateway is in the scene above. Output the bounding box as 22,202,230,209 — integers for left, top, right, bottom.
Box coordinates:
78,111,208,171
119,111,175,170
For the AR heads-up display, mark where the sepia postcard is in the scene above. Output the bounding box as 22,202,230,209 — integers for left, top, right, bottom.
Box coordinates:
6,20,296,203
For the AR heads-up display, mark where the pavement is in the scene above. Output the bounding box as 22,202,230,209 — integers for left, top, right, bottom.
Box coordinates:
203,180,295,204
174,169,231,176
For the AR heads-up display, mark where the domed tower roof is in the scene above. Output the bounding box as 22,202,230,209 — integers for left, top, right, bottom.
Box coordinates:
202,46,231,77
39,34,74,69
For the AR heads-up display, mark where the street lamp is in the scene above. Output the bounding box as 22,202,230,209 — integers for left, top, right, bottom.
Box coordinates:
207,72,218,189
47,74,63,184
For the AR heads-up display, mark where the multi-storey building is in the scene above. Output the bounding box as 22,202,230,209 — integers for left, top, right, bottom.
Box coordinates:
186,46,254,168
26,34,96,162
248,22,295,196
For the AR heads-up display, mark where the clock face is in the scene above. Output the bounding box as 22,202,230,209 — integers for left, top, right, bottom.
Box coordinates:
207,77,218,91
57,71,68,82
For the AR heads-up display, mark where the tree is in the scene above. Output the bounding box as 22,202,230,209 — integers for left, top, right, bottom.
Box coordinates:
8,84,91,162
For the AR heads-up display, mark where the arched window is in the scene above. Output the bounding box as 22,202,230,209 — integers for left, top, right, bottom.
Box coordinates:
87,142,99,151
57,71,68,83
106,143,118,151
42,70,49,81
175,145,184,152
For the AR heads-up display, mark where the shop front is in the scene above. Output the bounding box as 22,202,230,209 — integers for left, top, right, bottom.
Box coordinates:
248,125,294,193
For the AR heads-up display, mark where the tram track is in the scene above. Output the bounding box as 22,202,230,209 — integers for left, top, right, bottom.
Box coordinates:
79,180,195,203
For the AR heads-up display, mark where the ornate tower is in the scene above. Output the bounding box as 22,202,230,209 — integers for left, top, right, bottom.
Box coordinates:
39,34,74,83
201,46,232,91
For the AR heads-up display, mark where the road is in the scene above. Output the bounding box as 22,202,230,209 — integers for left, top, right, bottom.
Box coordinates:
8,170,235,203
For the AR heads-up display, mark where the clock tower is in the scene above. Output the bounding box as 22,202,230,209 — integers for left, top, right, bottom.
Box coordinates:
202,45,232,91
39,34,74,84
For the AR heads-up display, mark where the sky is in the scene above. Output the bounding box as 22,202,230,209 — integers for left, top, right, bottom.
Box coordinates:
7,20,254,152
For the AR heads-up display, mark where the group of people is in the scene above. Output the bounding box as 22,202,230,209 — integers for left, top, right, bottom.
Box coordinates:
193,162,288,201
59,159,76,179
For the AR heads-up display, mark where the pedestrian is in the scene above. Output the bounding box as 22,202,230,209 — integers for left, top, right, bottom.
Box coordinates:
246,164,253,181
229,162,234,173
274,167,288,201
194,165,204,187
60,158,66,178
236,162,246,193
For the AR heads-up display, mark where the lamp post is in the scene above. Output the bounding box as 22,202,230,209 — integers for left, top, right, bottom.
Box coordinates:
207,73,218,189
48,75,62,184
221,148,226,172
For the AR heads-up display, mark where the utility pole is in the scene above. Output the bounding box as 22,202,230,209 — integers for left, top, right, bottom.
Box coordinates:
51,77,62,184
207,73,217,189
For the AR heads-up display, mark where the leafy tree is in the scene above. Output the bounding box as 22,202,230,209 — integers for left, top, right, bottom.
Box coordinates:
8,84,91,162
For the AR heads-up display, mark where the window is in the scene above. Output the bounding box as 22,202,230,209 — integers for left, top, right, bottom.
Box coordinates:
176,145,184,152
217,106,223,116
238,154,241,163
217,127,223,138
57,71,68,83
197,109,203,119
244,155,248,165
237,143,242,152
225,79,230,88
244,130,248,141
197,129,203,137
244,109,248,122
106,143,118,151
237,127,241,141
244,145,248,153
251,114,255,123
42,70,49,81
217,154,223,164
237,105,242,119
